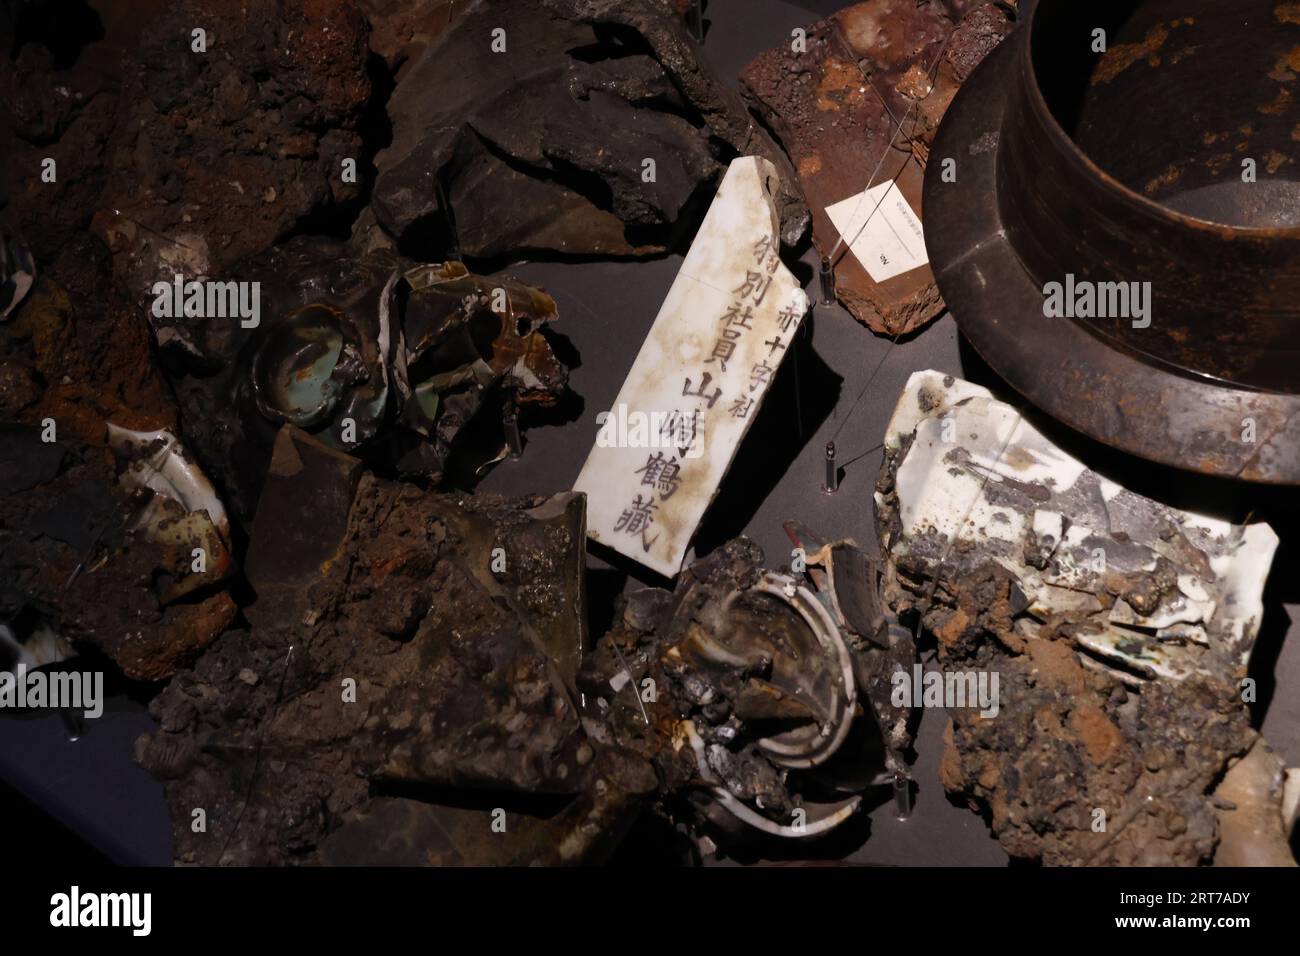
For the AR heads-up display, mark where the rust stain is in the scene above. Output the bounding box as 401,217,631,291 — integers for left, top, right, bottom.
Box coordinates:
1259,86,1293,114
896,62,933,100
1027,640,1089,695
798,154,823,177
815,58,861,112
1068,704,1123,766
1003,445,1037,471
935,607,969,647
838,1,884,51
1092,24,1170,85
1265,149,1292,173
1143,163,1182,195
1277,3,1300,25
837,0,910,59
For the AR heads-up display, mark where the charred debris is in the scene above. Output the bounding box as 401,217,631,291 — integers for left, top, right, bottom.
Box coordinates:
2,0,1298,868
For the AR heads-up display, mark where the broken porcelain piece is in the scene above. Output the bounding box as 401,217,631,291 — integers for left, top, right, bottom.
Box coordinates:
583,536,913,843
164,241,570,521
877,371,1279,865
877,370,1277,684
107,424,234,603
0,621,73,674
575,157,809,577
107,424,230,538
0,228,36,321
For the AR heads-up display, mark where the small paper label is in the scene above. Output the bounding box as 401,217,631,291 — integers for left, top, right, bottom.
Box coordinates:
825,182,928,283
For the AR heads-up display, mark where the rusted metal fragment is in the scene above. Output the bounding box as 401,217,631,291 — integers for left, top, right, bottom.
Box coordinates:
579,536,914,846
162,240,569,522
0,423,236,682
357,0,459,73
926,2,1300,482
2,1,372,284
877,371,1276,865
138,430,652,864
138,440,911,861
372,0,808,260
0,234,176,440
739,0,1016,335
0,231,234,681
0,31,119,266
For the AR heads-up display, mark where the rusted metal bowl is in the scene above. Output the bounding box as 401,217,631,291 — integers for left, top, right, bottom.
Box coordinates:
924,0,1300,483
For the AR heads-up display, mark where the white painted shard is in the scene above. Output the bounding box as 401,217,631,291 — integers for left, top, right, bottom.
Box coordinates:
574,157,809,577
877,370,1277,683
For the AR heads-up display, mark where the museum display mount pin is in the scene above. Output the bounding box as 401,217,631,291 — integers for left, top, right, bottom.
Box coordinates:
503,388,522,460
687,0,704,43
894,772,913,821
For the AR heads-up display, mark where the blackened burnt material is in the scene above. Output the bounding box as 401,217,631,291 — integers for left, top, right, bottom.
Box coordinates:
371,0,808,260
138,428,654,865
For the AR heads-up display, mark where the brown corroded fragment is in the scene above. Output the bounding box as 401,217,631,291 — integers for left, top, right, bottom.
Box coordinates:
356,0,459,73
138,429,652,865
740,0,1016,334
1,0,372,287
1212,739,1298,867
1,235,176,443
0,426,236,681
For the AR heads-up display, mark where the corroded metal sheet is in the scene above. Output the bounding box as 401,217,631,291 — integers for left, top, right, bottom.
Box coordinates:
574,157,808,577
925,0,1300,482
740,0,1016,335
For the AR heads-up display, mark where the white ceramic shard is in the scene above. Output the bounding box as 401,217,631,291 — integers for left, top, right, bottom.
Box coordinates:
574,157,809,577
877,370,1277,683
0,622,73,672
106,423,230,536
